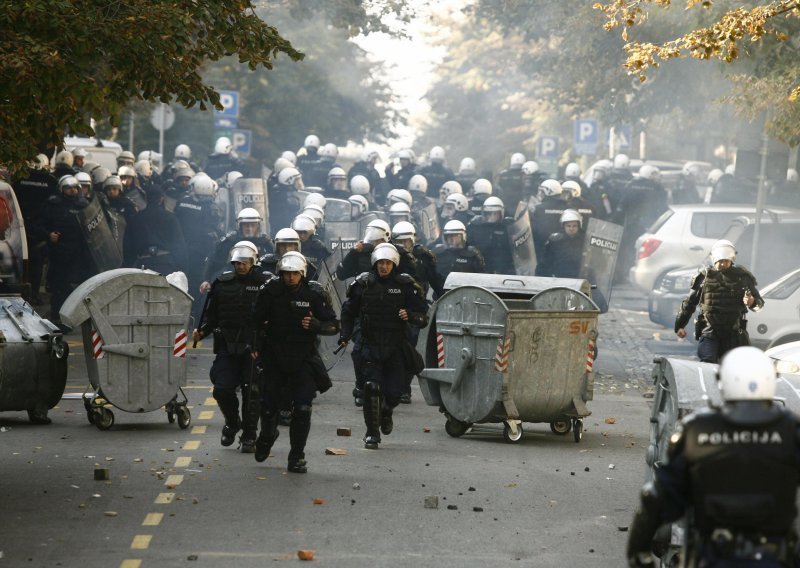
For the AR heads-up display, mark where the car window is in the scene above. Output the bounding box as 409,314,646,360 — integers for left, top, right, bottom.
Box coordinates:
690,212,744,238
648,209,674,233
762,270,800,300
734,223,800,283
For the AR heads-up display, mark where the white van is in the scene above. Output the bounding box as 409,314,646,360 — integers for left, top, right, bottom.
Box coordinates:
63,136,123,173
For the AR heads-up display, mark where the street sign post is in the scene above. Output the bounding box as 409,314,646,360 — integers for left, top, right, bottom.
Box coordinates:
537,136,559,159
574,119,598,156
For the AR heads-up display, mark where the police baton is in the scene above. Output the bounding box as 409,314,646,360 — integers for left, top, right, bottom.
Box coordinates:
192,285,213,348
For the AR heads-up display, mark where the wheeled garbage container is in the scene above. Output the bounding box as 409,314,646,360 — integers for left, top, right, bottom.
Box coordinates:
60,268,193,430
418,273,599,443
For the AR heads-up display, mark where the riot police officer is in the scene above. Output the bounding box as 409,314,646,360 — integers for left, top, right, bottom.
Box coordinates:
496,152,526,213
454,157,478,198
536,209,584,278
122,187,188,274
467,196,514,274
165,144,200,175
348,195,370,221
433,220,485,281
468,178,493,216
561,180,595,223
385,149,417,198
627,347,800,568
291,214,331,279
325,167,350,200
162,166,194,213
416,146,455,199
101,176,138,221
192,242,267,452
260,228,302,277
52,150,77,179
441,193,474,226
675,240,763,363
392,221,443,298
269,167,303,234
251,252,339,472
203,136,246,181
348,149,385,203
339,243,429,449
200,208,274,293
531,179,568,261
296,134,322,185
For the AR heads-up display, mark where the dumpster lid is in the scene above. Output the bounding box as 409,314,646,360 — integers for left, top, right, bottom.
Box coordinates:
443,273,592,298
59,268,193,328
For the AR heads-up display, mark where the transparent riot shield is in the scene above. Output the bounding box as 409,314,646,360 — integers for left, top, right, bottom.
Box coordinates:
103,203,127,251
230,178,270,237
314,260,345,370
215,185,233,235
77,195,123,272
324,198,351,223
507,202,537,276
413,199,441,244
580,217,624,313
0,182,28,285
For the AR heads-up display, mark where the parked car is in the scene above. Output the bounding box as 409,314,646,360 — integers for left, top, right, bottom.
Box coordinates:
766,340,800,378
63,136,122,173
648,213,800,336
749,268,800,350
630,204,796,293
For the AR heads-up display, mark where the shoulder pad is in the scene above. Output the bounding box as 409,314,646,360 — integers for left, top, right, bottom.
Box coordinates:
413,244,434,258
218,271,235,282
259,253,277,263
395,273,416,284
47,195,61,204
433,243,447,255
666,422,686,462
250,271,269,284
690,270,705,290
224,230,237,241
463,246,479,257
308,280,333,306
355,271,375,286
548,232,566,242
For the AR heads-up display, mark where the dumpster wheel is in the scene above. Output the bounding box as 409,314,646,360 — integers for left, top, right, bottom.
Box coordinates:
94,407,115,430
503,421,523,443
550,420,572,435
444,417,471,438
176,406,191,429
572,418,583,443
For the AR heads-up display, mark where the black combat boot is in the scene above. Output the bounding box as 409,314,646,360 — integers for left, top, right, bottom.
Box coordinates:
255,409,280,463
363,382,381,449
214,389,241,447
239,430,257,453
287,405,312,473
380,400,394,436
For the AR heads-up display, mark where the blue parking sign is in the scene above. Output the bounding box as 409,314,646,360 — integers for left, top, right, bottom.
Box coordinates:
214,90,239,118
537,136,559,159
232,129,252,157
574,118,598,156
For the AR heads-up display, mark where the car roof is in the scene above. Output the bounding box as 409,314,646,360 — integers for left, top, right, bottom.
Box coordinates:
668,204,799,213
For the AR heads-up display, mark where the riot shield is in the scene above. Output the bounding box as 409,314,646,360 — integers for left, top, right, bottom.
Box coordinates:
580,217,624,313
324,198,351,223
103,202,127,251
77,195,123,273
230,178,270,236
314,259,345,370
214,185,233,235
324,213,379,256
507,202,537,276
123,186,146,211
413,198,440,244
0,181,28,285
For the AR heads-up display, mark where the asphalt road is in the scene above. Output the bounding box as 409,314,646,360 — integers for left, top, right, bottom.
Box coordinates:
1,284,694,568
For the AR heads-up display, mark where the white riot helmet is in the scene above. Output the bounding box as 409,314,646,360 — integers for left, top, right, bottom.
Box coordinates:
58,175,80,192
429,146,446,164
389,202,412,224
349,195,369,218
361,148,380,163
482,196,505,219
237,207,262,224
408,174,428,193
473,178,492,196
277,251,307,277
320,143,338,160
278,167,302,188
292,215,317,235
439,180,463,201
560,208,583,228
397,148,415,163
565,162,581,178
134,159,153,178
91,166,111,186
117,150,136,166
304,193,327,210
304,135,320,150
682,162,700,177
392,221,417,248
174,144,191,160
190,173,217,197
75,171,92,187
274,228,301,252
719,346,776,401
214,136,233,155
102,175,122,190
221,171,242,188
445,193,469,212
138,151,161,169
561,180,582,200
510,153,526,169
458,157,476,175
55,150,74,168
538,179,563,198
710,239,736,264
638,164,661,181
724,163,735,175
371,242,400,267
443,220,467,248
118,165,136,180
281,150,297,165
303,204,325,226
522,161,539,176
364,219,391,243
350,175,371,195
327,166,347,186
274,157,293,175
229,240,258,264
34,153,50,170
787,169,798,183
386,188,413,207
707,168,724,185
71,147,88,159
613,153,630,169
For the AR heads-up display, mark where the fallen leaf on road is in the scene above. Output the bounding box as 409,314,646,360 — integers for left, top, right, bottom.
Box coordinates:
103,511,117,517
313,498,325,505
325,448,347,455
297,549,315,561
423,427,431,433
604,417,616,424
256,476,267,480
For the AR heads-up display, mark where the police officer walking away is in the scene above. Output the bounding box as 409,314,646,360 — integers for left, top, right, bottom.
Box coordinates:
122,187,188,274
467,196,515,275
627,347,800,568
192,242,267,452
675,239,763,363
251,252,339,473
339,243,429,449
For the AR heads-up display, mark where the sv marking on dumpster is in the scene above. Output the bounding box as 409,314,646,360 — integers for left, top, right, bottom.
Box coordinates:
569,320,590,335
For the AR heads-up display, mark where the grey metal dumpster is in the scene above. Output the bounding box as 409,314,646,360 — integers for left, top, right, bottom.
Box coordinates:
59,268,193,430
418,273,599,443
0,296,69,423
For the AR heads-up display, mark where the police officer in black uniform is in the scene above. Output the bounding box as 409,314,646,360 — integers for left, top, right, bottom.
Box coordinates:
291,214,331,279
200,208,274,295
251,252,339,472
441,193,475,227
627,347,800,568
531,179,569,261
467,196,515,275
296,135,323,187
536,209,584,279
192,242,266,452
434,220,485,281
468,178,493,217
416,146,455,200
339,243,429,449
675,240,764,364
122,187,188,274
385,149,417,197
348,149,386,203
259,228,302,279
203,136,246,181
101,175,138,221
496,152,526,214
454,157,478,198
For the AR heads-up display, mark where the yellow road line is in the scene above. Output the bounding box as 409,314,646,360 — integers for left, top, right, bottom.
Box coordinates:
142,512,163,526
182,440,200,450
120,560,142,568
204,397,217,406
164,475,183,488
198,411,214,420
174,456,192,468
191,425,207,434
131,535,152,550
154,492,175,504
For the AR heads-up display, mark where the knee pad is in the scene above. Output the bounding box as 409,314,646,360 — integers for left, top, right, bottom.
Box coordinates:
365,381,381,397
